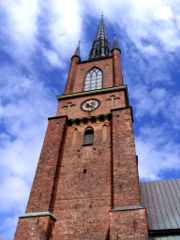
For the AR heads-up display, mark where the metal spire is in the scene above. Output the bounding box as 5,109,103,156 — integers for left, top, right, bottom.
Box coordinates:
95,14,108,40
113,32,119,49
73,41,80,57
89,15,111,60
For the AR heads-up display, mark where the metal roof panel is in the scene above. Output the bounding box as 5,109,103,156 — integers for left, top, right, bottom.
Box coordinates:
140,179,180,231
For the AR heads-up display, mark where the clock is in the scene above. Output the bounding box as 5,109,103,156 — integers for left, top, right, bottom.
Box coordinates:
81,99,100,112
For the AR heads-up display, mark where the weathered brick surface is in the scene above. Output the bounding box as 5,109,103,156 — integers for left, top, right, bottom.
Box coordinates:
65,56,80,94
26,117,67,213
110,209,148,240
112,49,123,86
52,121,112,239
14,216,54,240
52,198,111,240
111,108,140,207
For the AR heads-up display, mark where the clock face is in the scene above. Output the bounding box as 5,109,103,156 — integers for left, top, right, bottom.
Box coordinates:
81,99,100,112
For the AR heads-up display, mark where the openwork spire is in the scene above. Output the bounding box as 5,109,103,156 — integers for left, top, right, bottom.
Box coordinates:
89,15,111,60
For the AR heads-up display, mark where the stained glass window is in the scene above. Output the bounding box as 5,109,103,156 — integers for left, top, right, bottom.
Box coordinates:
84,68,102,91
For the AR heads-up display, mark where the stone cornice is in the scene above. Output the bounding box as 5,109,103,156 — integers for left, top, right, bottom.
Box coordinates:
19,211,57,220
57,85,129,106
48,115,67,120
110,205,145,212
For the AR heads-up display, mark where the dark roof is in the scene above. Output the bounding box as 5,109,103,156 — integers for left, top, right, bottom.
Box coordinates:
140,179,180,231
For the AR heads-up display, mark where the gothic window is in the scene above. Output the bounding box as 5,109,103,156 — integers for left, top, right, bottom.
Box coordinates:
84,127,94,145
72,128,78,146
102,125,108,143
84,68,102,91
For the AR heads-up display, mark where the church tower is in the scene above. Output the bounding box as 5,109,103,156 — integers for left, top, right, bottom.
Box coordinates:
14,16,149,240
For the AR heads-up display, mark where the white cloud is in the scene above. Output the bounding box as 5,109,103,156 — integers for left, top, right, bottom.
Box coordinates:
155,6,173,20
131,84,180,130
0,176,29,212
0,0,40,61
41,0,83,59
42,47,65,68
0,0,83,67
130,85,168,117
136,126,180,180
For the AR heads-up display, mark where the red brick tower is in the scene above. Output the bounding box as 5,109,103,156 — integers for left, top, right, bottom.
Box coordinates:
14,16,149,240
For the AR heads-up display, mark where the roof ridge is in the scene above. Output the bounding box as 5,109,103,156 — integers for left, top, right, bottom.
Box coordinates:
140,178,180,184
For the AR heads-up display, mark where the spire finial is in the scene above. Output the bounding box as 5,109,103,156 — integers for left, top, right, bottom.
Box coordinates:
113,32,119,49
73,40,80,58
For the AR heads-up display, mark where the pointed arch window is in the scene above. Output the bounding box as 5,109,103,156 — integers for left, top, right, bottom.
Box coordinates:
84,127,94,145
84,68,102,91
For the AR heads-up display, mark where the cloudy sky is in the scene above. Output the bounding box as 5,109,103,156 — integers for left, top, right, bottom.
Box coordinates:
0,0,180,239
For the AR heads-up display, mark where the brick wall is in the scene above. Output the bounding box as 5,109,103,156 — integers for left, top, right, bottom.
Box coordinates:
26,117,67,213
111,108,140,207
110,208,148,239
51,121,112,239
14,216,54,240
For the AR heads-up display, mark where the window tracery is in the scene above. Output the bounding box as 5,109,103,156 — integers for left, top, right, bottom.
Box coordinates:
84,68,102,91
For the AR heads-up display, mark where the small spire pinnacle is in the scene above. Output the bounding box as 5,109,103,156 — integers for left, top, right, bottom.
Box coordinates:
89,15,111,60
113,32,119,49
73,41,80,57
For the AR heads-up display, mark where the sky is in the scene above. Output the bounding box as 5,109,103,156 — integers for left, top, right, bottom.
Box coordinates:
0,0,180,239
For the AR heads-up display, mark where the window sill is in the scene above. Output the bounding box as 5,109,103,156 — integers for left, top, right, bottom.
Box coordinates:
82,143,93,146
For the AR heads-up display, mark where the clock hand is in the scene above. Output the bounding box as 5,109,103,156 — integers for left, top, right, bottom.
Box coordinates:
88,102,95,107
86,103,92,108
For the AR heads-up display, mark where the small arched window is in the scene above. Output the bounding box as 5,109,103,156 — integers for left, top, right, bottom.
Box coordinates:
84,68,102,91
84,127,94,145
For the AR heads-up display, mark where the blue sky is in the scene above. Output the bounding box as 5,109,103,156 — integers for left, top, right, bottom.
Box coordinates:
0,0,180,239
